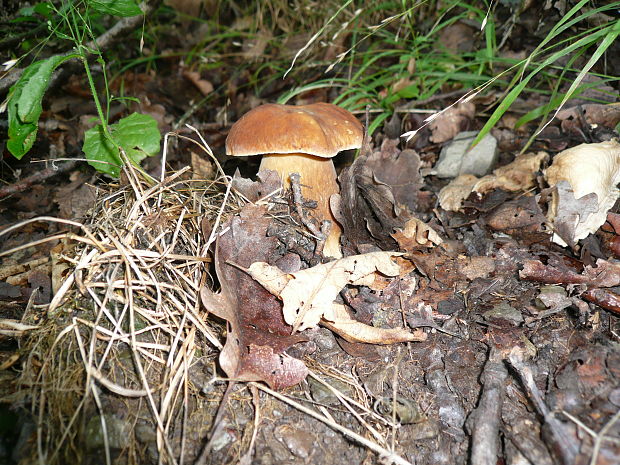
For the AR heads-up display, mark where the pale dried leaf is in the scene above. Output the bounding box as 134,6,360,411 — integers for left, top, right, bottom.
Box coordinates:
438,174,479,211
545,140,620,246
248,251,402,331
321,304,427,344
473,151,547,194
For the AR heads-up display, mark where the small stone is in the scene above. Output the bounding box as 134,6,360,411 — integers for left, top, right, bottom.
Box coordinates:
483,302,524,326
274,425,315,459
84,415,131,450
433,131,498,178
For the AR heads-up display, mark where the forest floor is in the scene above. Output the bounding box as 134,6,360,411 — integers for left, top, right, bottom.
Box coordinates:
1,2,620,465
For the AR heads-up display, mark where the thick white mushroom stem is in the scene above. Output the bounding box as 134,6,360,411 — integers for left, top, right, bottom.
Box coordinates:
259,153,342,258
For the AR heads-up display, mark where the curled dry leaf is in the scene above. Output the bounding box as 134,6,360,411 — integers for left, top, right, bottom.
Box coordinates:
547,181,599,248
544,140,620,247
391,217,443,253
248,251,402,332
321,304,427,344
438,174,478,212
438,152,547,212
473,151,547,194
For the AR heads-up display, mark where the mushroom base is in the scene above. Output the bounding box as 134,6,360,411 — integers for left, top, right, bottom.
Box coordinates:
259,153,342,258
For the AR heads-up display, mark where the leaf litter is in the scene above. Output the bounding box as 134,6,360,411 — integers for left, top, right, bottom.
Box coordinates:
3,64,620,465
7,127,620,464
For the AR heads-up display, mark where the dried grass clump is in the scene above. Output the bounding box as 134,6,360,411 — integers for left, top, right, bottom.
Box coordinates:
15,160,242,465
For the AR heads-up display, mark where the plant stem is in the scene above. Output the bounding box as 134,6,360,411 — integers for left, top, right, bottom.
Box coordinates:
78,45,114,142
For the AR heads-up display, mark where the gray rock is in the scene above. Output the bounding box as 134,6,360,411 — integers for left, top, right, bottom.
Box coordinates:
433,131,498,178
84,414,131,450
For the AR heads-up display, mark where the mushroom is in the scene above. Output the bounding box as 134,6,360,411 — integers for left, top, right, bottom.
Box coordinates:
226,102,364,258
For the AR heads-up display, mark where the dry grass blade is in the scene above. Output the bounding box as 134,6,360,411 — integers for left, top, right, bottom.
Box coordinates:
10,148,244,464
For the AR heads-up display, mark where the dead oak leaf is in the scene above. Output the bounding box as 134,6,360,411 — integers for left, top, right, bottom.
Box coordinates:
247,251,402,332
429,102,475,144
391,217,443,253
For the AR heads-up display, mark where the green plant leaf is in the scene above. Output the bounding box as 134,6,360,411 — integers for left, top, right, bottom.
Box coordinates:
83,113,161,177
83,124,122,176
397,84,419,99
7,54,73,159
87,0,142,17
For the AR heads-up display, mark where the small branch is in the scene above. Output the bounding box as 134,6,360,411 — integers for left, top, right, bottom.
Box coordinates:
0,160,77,200
467,347,507,465
507,348,579,465
289,172,327,256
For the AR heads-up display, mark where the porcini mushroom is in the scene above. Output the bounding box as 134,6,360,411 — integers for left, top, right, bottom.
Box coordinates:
225,102,364,258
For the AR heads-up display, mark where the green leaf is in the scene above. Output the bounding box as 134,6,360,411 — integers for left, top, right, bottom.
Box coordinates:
83,124,122,176
34,2,54,18
7,55,72,159
83,113,161,177
397,83,419,99
87,0,142,17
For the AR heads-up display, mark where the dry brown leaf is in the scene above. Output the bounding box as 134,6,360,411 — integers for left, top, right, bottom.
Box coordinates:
429,102,475,143
190,152,215,180
321,304,427,344
182,70,214,97
242,31,272,60
438,174,479,211
164,0,203,17
437,21,476,53
391,217,443,253
457,256,496,281
557,103,620,131
248,251,402,331
201,205,308,390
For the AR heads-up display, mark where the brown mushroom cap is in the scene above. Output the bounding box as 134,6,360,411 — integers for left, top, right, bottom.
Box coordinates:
225,103,363,157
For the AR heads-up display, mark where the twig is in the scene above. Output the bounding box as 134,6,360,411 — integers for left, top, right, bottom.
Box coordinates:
468,347,508,465
289,172,327,255
507,348,579,465
589,408,620,465
0,160,77,199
